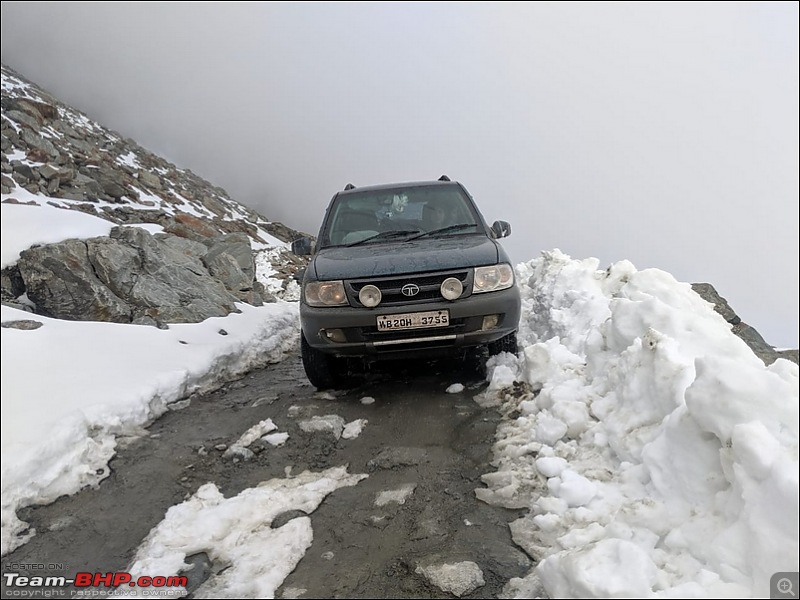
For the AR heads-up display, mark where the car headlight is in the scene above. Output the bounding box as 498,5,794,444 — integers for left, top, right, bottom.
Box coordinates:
473,264,514,294
305,280,348,306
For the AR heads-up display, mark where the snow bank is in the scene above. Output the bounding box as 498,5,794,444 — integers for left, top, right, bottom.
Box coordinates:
485,250,798,598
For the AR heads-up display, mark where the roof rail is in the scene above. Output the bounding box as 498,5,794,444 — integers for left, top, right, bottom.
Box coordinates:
344,183,356,191
438,175,450,182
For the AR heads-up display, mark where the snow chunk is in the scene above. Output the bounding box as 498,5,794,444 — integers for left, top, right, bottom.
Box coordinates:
554,470,597,507
224,419,278,458
488,365,517,391
446,383,465,394
126,467,367,598
375,483,416,506
535,416,568,445
342,419,367,440
263,432,289,447
415,561,485,597
536,456,568,478
298,415,345,439
537,538,657,598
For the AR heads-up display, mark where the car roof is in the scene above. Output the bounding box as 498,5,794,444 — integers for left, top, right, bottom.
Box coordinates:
337,180,459,195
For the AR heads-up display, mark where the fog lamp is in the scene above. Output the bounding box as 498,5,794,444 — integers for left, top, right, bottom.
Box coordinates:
440,277,463,301
482,314,500,331
324,328,347,343
359,284,382,307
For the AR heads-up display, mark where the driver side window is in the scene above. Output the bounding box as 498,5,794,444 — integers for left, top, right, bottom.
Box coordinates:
330,209,380,245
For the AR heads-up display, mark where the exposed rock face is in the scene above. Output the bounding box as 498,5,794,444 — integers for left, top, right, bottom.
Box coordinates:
1,63,309,324
16,227,267,327
692,282,797,365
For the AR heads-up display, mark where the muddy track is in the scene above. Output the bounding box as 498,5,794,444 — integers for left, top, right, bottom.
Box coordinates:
2,354,531,599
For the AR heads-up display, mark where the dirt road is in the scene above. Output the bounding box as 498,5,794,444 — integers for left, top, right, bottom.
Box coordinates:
2,354,531,598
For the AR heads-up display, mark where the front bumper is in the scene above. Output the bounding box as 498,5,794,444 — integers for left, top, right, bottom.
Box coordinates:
300,286,521,358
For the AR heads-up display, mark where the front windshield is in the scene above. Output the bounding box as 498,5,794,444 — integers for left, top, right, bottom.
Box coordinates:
323,185,480,247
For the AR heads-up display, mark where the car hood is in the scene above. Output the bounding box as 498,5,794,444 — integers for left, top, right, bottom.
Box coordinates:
311,235,500,280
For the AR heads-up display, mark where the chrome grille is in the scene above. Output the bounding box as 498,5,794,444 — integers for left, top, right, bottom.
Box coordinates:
346,269,472,307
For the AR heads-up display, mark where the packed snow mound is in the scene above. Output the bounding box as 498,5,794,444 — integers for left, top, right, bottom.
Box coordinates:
485,250,798,598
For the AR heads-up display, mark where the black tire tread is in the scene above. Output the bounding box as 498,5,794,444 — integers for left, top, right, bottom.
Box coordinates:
488,331,518,356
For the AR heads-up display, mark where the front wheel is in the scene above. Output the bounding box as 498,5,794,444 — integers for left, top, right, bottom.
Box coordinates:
301,334,356,390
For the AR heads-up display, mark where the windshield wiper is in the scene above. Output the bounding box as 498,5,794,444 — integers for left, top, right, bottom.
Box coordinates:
407,223,478,241
346,229,421,247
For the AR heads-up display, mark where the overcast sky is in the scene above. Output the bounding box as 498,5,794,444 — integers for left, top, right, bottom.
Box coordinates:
1,2,797,348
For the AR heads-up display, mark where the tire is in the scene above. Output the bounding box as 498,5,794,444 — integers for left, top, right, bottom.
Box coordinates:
300,334,355,390
462,346,488,381
488,332,518,356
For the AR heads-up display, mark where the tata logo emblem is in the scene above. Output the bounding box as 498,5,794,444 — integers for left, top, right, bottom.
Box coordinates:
401,283,420,297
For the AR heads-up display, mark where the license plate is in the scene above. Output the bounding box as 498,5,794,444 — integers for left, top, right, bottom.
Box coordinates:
376,310,449,331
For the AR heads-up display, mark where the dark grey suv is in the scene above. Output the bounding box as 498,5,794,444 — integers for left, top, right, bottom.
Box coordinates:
292,177,521,389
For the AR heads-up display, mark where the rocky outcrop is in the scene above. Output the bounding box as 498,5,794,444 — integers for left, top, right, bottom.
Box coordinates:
13,226,270,327
1,63,309,323
0,63,302,245
692,283,797,365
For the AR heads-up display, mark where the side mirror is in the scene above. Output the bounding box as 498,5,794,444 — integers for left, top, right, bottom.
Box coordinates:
490,220,511,239
291,237,315,256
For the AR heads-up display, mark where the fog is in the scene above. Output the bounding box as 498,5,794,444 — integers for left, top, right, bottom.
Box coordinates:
1,2,797,348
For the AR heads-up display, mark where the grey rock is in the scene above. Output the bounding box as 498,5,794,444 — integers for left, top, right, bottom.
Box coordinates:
131,314,159,327
11,163,37,181
66,136,96,155
1,300,34,313
271,510,308,529
16,226,244,325
5,110,41,131
179,552,212,596
203,233,255,282
18,239,132,322
137,170,161,189
39,163,63,180
55,187,87,201
21,128,58,158
100,178,127,200
203,251,250,295
39,163,75,183
3,97,57,121
1,265,26,302
692,283,741,325
70,173,106,201
1,319,43,330
692,282,797,366
158,234,208,259
732,321,783,366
